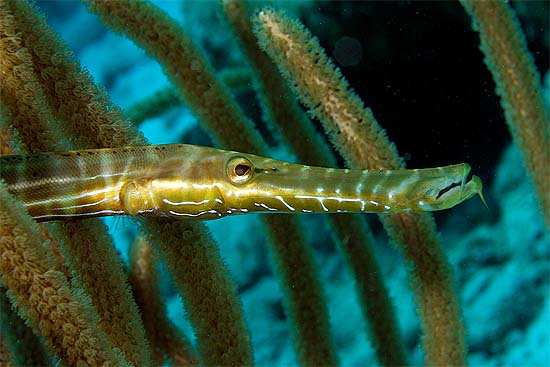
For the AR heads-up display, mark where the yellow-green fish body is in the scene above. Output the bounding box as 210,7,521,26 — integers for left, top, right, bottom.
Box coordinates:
0,144,483,222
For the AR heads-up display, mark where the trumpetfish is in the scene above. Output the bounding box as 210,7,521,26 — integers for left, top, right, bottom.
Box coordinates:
0,144,484,222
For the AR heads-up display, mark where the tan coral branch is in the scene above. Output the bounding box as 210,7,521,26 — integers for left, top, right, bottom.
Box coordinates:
129,236,199,367
0,182,129,367
461,0,550,228
254,8,466,366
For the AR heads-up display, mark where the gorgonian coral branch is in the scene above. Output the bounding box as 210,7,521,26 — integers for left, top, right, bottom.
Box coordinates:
254,8,467,366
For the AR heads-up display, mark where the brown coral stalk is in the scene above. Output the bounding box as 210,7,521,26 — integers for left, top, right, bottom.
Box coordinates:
461,0,550,228
4,1,252,365
83,1,338,365
224,1,406,365
0,182,130,367
1,2,152,364
129,236,199,366
254,8,466,366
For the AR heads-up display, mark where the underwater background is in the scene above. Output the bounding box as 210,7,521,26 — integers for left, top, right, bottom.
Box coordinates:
35,1,549,366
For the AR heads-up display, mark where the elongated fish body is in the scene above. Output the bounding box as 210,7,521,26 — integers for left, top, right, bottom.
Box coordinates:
0,144,483,222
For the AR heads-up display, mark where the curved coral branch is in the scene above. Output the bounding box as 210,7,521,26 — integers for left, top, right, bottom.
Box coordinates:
254,8,466,366
0,181,130,366
461,0,550,228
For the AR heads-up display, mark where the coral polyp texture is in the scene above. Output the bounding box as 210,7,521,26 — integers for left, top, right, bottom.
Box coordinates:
0,1,548,366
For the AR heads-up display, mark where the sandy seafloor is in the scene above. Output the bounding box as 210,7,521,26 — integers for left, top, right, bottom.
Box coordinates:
36,1,549,366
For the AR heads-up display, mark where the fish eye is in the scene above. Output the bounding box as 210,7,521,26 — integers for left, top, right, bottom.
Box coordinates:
235,164,250,176
227,156,254,184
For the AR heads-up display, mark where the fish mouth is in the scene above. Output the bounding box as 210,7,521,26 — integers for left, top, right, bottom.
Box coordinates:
434,173,485,209
428,163,485,209
436,164,470,200
436,163,470,199
436,181,462,199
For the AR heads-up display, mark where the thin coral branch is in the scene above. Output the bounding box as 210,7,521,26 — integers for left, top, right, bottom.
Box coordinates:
224,1,407,365
3,2,253,365
129,236,199,366
0,181,130,366
0,289,50,366
83,1,339,364
254,8,466,366
140,219,254,366
1,3,152,364
461,0,550,228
